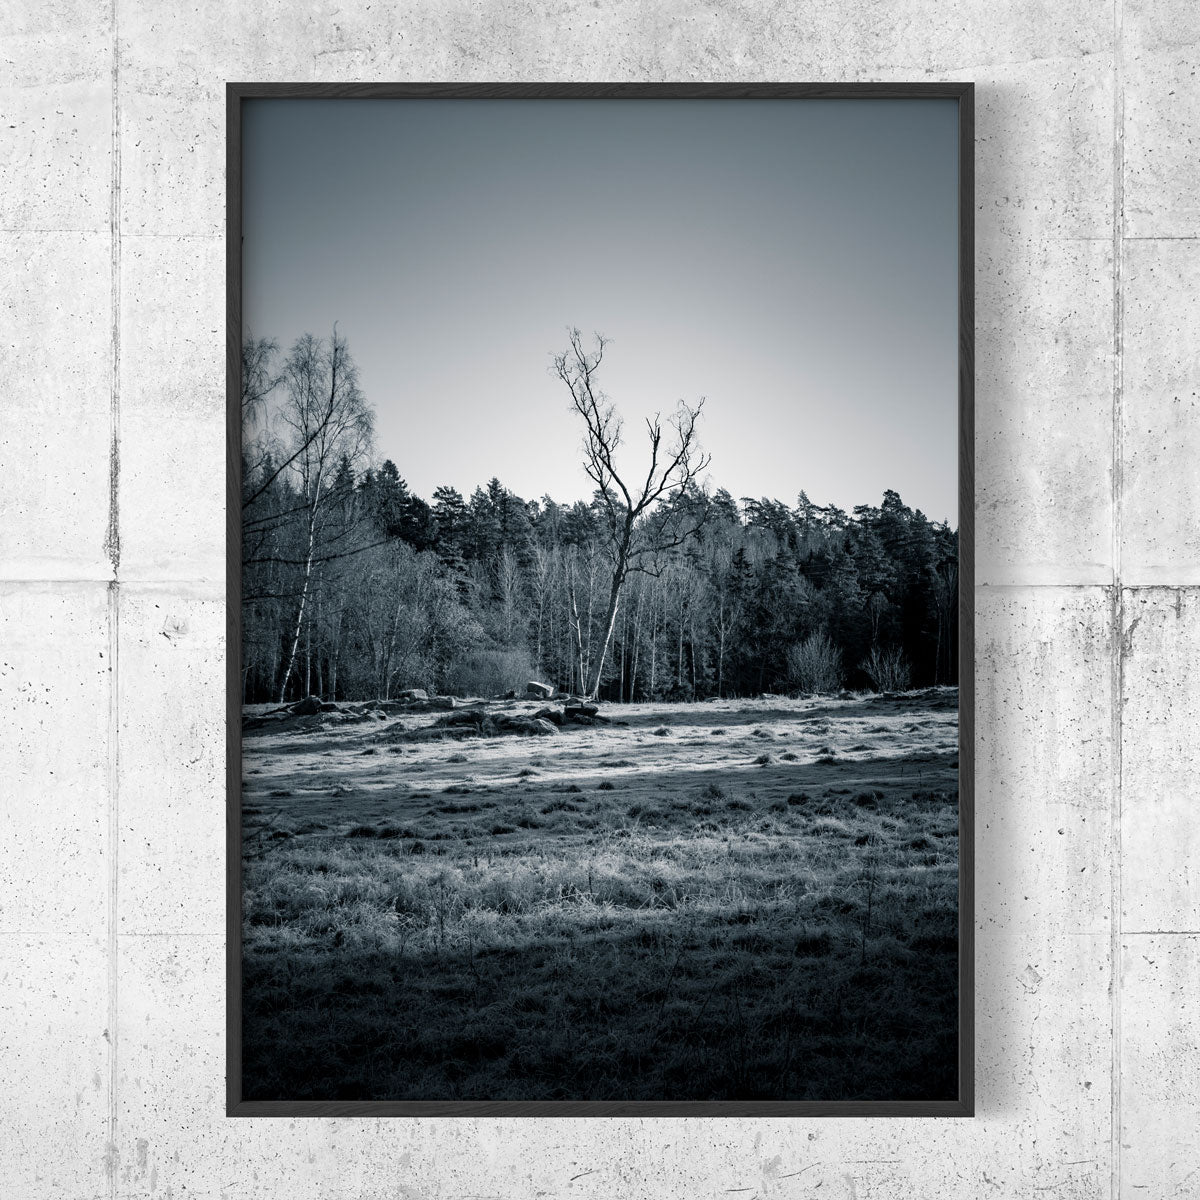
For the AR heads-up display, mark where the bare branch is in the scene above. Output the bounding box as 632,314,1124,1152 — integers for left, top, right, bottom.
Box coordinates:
552,328,712,697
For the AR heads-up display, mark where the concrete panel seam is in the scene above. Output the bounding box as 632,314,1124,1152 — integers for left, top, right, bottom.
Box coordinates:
105,2,121,1197
1125,931,1200,937
1111,1,1126,1195
975,582,1118,591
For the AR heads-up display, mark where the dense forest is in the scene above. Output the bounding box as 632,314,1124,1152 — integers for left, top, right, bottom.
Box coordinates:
241,331,958,705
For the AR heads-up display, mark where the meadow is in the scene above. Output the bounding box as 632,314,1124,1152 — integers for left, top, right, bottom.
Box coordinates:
240,689,960,1101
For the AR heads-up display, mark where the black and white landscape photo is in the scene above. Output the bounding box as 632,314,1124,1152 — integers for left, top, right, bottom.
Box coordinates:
237,95,963,1103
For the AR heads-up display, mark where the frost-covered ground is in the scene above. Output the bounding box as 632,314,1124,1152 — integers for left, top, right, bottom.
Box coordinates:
241,690,960,1102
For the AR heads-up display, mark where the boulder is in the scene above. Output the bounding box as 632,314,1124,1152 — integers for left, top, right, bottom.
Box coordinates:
290,695,322,716
318,701,341,713
399,695,456,713
441,708,486,728
525,680,554,699
482,714,558,737
532,707,564,726
564,703,599,718
398,687,429,702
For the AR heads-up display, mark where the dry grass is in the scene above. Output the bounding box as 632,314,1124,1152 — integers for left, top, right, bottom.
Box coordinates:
241,690,959,1101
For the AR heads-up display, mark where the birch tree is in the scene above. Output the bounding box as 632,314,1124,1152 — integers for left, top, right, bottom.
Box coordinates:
276,329,373,702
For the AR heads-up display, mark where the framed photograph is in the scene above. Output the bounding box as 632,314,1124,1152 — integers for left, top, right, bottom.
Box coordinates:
228,83,973,1116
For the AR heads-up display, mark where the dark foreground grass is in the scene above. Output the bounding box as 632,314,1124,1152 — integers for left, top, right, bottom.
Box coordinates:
242,737,959,1100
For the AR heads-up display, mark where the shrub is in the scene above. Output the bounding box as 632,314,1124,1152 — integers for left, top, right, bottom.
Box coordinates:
861,644,912,692
443,645,537,698
786,631,842,693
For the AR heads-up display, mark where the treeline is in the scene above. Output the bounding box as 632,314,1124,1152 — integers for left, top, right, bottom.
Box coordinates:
241,331,958,704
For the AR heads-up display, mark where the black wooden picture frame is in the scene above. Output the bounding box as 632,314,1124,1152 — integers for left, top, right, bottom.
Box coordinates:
227,81,974,1117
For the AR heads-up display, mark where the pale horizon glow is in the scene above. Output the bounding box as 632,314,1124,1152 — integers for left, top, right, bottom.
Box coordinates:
243,98,959,525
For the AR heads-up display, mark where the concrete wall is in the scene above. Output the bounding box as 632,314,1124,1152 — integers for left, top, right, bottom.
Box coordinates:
2,2,1195,1196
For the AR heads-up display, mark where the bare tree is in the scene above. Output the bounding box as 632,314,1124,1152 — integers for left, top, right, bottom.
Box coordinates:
495,546,524,646
241,335,280,427
931,559,957,684
553,329,711,699
276,329,373,702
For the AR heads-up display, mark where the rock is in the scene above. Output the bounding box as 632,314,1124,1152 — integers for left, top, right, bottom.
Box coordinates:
564,703,599,718
399,687,429,702
441,709,486,728
399,695,456,713
290,696,322,716
533,707,564,726
525,680,554,699
384,705,559,743
483,714,558,737
318,701,341,712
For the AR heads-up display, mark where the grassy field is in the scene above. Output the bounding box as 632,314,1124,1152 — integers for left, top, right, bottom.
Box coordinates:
240,690,959,1101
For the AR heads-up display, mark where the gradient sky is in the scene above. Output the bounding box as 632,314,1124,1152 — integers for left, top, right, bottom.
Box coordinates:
243,98,959,524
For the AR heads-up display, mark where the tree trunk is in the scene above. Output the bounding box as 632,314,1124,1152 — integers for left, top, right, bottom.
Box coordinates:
618,597,627,703
569,582,586,696
277,517,316,703
586,566,625,700
304,608,312,698
649,590,659,699
716,603,726,698
676,589,685,691
629,581,644,702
